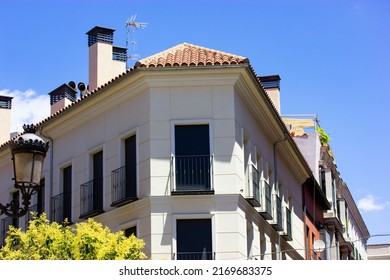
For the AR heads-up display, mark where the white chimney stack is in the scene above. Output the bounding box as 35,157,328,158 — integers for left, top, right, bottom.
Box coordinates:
87,26,127,92
259,75,281,114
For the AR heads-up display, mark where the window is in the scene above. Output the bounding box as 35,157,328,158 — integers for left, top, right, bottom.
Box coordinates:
80,150,104,218
176,219,213,260
320,169,326,195
93,150,104,211
124,226,137,238
172,124,213,194
63,165,72,222
331,174,336,213
112,134,137,206
37,178,45,215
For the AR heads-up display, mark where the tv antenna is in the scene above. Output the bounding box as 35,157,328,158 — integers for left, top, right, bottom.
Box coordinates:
126,14,148,68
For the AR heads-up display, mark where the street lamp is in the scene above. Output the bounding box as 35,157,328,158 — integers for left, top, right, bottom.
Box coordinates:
0,124,49,218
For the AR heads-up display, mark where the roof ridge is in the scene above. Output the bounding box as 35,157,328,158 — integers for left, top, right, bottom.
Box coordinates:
137,42,248,68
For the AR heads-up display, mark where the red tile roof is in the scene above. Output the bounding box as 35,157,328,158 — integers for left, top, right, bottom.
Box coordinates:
0,43,251,150
136,43,249,68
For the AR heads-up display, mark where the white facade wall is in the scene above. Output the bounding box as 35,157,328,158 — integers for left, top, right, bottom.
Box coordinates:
0,68,307,259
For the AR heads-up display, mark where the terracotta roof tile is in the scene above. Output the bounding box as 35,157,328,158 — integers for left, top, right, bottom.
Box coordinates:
137,43,248,68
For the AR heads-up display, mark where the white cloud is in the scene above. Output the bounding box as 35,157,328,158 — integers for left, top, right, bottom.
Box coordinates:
0,89,50,133
357,195,389,212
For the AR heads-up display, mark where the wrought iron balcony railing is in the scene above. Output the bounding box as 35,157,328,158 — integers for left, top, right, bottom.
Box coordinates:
280,207,292,241
259,180,272,220
111,164,138,207
50,191,72,224
80,179,104,219
270,194,283,231
171,155,214,194
173,251,215,260
245,164,260,207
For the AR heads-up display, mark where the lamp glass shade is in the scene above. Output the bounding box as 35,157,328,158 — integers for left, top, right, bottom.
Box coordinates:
13,151,45,187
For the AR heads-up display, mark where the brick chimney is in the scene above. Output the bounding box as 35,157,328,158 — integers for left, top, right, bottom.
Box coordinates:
87,26,127,92
259,75,281,114
0,95,13,144
48,83,77,115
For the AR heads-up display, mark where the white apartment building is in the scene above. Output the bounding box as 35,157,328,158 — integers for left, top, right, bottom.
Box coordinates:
0,26,357,260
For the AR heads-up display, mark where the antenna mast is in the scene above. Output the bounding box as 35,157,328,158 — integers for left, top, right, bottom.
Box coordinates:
126,14,148,68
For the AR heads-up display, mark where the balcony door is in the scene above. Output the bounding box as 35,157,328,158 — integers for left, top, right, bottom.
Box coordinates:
63,165,72,222
176,219,213,260
174,124,211,191
125,135,137,198
93,151,103,211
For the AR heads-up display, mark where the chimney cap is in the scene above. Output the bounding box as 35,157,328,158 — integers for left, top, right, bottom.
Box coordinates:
86,26,115,36
48,83,78,105
0,95,13,109
86,26,116,47
258,75,281,89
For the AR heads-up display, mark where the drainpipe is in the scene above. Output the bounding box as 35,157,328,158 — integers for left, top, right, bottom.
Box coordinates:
38,126,54,221
273,133,288,260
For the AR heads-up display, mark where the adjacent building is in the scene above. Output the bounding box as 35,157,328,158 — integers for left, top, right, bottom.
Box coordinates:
0,26,368,260
283,116,369,259
367,244,390,260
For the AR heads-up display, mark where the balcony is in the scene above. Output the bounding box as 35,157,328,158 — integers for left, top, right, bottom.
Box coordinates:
245,164,260,207
173,252,215,260
270,194,283,231
171,155,214,195
259,180,272,220
79,179,104,219
280,207,292,241
50,192,72,224
111,164,138,207
51,193,64,223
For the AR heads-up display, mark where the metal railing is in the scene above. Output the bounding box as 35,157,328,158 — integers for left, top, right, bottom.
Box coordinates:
260,180,272,219
172,155,214,193
246,164,260,207
51,193,64,223
281,207,292,241
285,207,292,237
51,191,72,223
173,251,215,260
271,194,283,231
111,164,137,206
80,179,103,218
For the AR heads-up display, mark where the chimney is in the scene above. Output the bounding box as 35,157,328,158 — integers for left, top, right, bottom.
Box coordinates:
259,75,281,114
0,95,13,144
48,83,77,115
87,26,127,92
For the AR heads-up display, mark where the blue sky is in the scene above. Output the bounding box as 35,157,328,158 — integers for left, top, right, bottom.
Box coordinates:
1,0,390,245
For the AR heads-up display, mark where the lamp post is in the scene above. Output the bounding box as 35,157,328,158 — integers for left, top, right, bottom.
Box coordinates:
0,124,49,218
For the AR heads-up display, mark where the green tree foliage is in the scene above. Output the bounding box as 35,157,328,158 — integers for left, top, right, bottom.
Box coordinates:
0,213,146,260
